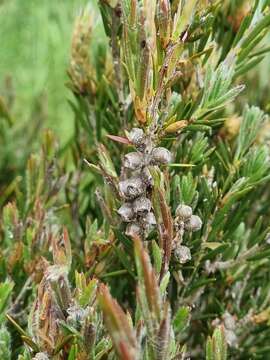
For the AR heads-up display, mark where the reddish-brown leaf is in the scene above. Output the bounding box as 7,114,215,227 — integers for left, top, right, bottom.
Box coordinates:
106,134,131,144
157,189,173,279
99,284,137,359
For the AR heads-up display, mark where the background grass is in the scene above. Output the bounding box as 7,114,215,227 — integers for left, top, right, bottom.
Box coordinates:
0,0,106,145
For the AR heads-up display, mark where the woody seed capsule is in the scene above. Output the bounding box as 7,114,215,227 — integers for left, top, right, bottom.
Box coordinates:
117,202,134,222
151,147,172,164
176,204,193,220
174,245,191,264
144,211,156,225
185,214,202,232
133,196,152,215
128,128,145,147
119,177,145,199
124,152,144,170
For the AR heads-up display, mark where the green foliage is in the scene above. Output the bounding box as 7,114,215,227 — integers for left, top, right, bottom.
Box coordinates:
173,306,190,334
206,326,227,360
0,0,99,141
0,325,11,360
0,281,13,359
0,282,13,320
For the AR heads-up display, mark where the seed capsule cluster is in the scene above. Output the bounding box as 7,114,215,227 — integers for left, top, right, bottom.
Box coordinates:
118,128,172,237
173,204,202,264
175,204,202,232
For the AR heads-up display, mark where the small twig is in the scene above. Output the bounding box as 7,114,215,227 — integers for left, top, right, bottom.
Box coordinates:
236,272,250,309
209,245,259,272
100,269,128,278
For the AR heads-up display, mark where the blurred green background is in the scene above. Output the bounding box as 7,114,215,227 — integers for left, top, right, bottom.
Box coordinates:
0,0,269,147
0,0,104,145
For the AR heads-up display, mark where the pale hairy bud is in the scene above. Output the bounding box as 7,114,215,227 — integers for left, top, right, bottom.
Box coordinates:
46,266,71,310
174,245,191,264
185,214,202,232
124,152,144,170
125,222,141,237
133,196,152,215
66,305,88,328
117,202,134,222
176,204,193,220
33,353,50,360
151,147,172,164
119,177,145,199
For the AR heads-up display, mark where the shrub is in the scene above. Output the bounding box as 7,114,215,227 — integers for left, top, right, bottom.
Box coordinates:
1,1,270,359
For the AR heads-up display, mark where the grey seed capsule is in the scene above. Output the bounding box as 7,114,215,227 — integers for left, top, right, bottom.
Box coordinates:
117,202,134,222
128,128,145,146
119,177,145,199
176,204,193,220
133,196,152,215
124,152,144,170
151,147,172,164
174,245,191,264
144,211,156,225
185,214,202,232
125,222,142,237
